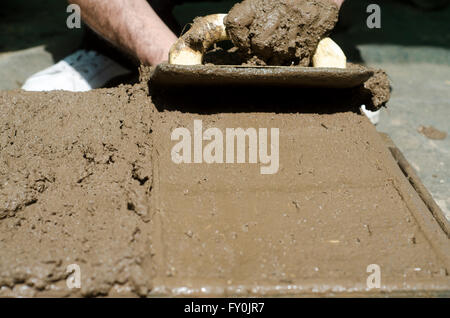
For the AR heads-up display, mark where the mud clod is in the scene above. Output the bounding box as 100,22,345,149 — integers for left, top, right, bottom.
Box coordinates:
225,0,339,66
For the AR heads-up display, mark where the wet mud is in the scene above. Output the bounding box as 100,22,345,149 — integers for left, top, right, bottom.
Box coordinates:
225,0,339,66
0,84,156,297
418,125,447,140
0,77,448,297
347,63,391,110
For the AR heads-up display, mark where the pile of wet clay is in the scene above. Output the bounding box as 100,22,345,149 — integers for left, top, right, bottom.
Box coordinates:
224,0,339,66
1,81,448,297
347,64,391,110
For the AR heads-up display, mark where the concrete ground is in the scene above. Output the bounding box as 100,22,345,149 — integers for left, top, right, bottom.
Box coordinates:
0,0,448,218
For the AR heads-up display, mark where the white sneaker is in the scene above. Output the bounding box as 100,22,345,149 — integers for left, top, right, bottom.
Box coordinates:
22,50,131,92
361,105,381,125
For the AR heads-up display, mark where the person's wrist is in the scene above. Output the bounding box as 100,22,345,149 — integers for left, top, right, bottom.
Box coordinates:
131,18,177,65
134,41,154,65
135,34,177,65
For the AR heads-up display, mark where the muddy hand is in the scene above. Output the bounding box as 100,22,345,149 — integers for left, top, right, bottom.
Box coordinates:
169,14,228,65
169,0,346,68
224,0,341,66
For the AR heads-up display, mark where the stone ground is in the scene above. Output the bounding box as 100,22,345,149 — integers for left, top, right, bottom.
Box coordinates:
0,0,448,218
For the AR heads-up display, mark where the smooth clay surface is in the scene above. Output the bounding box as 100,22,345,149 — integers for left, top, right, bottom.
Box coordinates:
0,78,449,297
225,0,339,66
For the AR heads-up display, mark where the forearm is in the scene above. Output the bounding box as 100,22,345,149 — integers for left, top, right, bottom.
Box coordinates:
69,0,177,65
